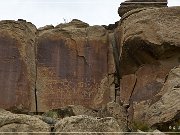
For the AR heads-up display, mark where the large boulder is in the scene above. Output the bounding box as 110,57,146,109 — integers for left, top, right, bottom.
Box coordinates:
0,109,50,134
117,7,180,76
54,115,124,135
118,0,167,17
116,7,180,130
43,102,128,131
0,20,37,112
36,20,115,112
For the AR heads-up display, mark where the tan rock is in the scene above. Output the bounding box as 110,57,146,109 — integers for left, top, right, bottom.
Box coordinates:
116,7,180,128
42,105,99,119
120,74,136,105
55,19,89,29
54,115,124,135
116,7,180,75
99,102,128,131
118,0,167,17
145,66,180,126
36,20,113,112
0,20,37,112
0,109,50,134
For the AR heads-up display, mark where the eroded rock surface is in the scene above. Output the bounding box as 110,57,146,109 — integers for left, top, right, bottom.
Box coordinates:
99,102,128,131
36,20,114,112
116,7,180,129
145,66,180,126
42,105,99,119
0,20,37,112
54,115,123,135
43,102,128,131
0,2,179,134
0,109,50,134
118,0,167,17
117,7,180,76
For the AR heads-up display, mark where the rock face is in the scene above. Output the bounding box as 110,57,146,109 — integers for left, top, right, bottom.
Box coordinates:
0,20,36,112
118,0,167,17
116,6,180,129
36,20,114,112
99,102,128,131
0,109,50,134
145,66,180,126
0,19,116,113
54,115,123,135
0,2,179,134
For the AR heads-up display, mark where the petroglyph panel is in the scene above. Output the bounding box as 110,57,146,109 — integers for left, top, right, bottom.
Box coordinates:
36,30,110,112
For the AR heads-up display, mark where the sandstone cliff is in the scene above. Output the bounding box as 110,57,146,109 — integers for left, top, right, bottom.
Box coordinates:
36,19,115,112
0,0,179,134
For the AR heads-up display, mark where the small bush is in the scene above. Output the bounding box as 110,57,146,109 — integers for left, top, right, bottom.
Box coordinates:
132,121,150,132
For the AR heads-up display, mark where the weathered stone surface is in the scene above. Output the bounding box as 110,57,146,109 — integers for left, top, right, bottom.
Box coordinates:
0,109,50,134
56,19,89,29
145,66,180,126
108,33,117,102
116,7,180,129
38,25,54,31
117,7,180,76
42,105,99,119
127,64,179,128
43,102,128,131
130,64,169,103
54,115,123,135
129,67,180,131
118,0,167,17
120,74,136,105
99,102,128,132
0,20,37,112
36,20,113,112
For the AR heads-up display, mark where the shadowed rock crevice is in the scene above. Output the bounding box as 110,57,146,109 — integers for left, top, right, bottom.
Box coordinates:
152,112,180,132
109,33,121,103
120,38,180,76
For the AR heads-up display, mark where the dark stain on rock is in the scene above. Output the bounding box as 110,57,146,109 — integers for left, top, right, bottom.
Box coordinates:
131,81,163,102
0,34,30,111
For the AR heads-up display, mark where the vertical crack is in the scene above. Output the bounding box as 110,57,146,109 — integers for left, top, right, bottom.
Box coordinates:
129,76,137,105
109,33,121,103
34,37,38,114
127,76,137,131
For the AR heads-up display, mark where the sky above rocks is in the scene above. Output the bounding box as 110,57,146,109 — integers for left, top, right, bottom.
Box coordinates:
0,0,179,28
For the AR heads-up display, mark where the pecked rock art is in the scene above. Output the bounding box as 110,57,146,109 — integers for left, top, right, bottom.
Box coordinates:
36,20,115,112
